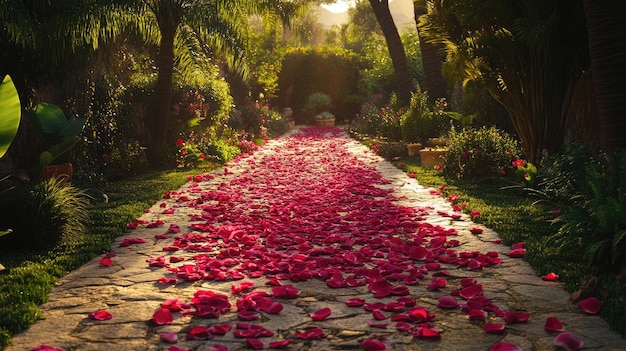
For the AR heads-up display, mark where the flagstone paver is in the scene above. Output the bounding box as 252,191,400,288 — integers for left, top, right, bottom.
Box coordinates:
6,126,626,351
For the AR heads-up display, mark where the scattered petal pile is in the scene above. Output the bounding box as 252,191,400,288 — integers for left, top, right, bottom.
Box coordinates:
94,127,594,350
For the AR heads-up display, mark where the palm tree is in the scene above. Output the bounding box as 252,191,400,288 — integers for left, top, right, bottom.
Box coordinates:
583,0,626,152
413,0,446,102
418,0,588,163
125,0,305,166
368,0,413,105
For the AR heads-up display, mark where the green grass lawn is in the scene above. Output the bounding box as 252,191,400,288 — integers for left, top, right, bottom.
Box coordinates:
396,155,626,336
0,168,199,348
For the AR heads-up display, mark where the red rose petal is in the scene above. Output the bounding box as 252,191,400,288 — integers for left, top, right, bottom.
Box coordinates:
490,341,523,351
361,338,387,351
152,308,173,325
345,298,366,307
311,307,332,321
507,248,526,258
88,310,112,321
544,316,565,333
186,325,212,340
32,345,65,351
578,297,601,314
484,322,505,334
98,257,113,267
268,339,292,348
208,324,232,335
437,296,458,309
542,272,559,281
553,332,584,351
295,327,324,340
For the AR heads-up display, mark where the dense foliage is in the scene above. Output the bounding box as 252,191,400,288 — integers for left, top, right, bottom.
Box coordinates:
277,47,366,124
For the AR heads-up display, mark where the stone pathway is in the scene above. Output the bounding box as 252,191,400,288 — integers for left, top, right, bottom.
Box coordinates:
6,126,626,351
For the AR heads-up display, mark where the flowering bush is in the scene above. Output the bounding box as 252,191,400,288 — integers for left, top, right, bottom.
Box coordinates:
238,140,259,154
350,94,403,141
442,126,522,179
176,138,206,168
235,101,286,137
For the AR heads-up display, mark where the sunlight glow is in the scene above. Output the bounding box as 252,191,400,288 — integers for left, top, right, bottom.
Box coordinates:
321,0,355,14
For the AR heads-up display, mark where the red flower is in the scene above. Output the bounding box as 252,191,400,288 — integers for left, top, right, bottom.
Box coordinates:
176,138,185,147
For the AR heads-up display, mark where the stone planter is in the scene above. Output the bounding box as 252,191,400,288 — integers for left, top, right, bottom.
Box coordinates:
419,149,447,169
407,143,423,156
314,118,335,127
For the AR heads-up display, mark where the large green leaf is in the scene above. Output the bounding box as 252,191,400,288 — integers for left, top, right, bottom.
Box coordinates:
28,102,66,134
0,75,21,158
58,118,86,137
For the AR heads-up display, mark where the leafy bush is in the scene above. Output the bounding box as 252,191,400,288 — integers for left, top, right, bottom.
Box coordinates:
442,126,522,179
236,101,284,137
537,145,626,272
205,139,241,163
350,94,403,141
0,177,90,250
400,88,438,144
303,92,332,116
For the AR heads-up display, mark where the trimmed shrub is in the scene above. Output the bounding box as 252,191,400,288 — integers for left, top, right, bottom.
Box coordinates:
442,126,522,179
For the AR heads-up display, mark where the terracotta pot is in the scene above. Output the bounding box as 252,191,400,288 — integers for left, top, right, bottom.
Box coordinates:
314,118,335,127
42,163,73,183
407,143,423,156
419,149,447,169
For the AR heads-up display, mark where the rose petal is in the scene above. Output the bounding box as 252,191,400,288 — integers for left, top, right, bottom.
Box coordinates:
553,332,584,351
88,310,112,321
247,338,264,350
577,297,601,314
98,257,113,267
295,327,324,340
31,345,65,351
152,308,173,325
160,332,178,343
490,341,523,351
268,339,292,349
345,298,366,307
186,325,212,340
544,316,565,333
484,322,505,334
361,338,387,351
437,296,458,309
311,307,332,321
541,272,559,281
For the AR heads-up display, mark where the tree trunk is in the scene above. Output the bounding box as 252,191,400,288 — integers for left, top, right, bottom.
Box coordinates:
369,0,413,105
583,0,626,152
414,4,446,102
146,22,177,167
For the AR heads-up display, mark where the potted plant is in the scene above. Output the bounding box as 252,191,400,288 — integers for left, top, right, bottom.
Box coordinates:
302,92,334,126
400,88,437,156
27,102,86,181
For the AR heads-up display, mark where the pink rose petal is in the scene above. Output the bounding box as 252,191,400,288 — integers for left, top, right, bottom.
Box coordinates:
268,339,292,348
160,332,178,343
247,338,264,350
186,325,212,340
32,345,65,351
345,298,366,307
553,332,584,351
577,297,601,314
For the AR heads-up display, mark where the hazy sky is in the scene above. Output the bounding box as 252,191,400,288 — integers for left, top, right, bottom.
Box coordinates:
321,0,355,13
